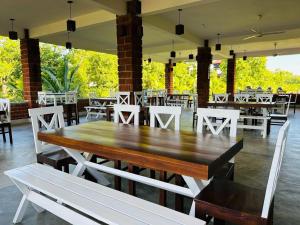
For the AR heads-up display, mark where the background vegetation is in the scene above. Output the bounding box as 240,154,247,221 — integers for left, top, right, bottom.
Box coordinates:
0,36,300,102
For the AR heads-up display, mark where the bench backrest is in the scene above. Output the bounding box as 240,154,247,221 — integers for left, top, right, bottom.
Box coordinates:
114,104,140,125
28,106,65,154
197,108,240,137
116,92,130,105
261,120,290,218
149,106,181,130
256,94,273,103
0,99,11,122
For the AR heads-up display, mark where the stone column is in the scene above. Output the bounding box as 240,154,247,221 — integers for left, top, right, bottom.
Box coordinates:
165,59,173,94
227,54,236,101
20,29,42,108
116,0,143,92
197,40,212,107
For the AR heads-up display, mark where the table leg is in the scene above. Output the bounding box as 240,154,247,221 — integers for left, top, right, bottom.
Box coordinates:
159,171,167,206
128,164,136,196
175,175,184,212
114,160,121,191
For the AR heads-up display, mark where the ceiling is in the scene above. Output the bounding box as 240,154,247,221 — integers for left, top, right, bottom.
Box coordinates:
1,0,300,62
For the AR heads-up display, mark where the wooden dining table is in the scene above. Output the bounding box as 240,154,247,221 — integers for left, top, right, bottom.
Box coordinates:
38,121,243,215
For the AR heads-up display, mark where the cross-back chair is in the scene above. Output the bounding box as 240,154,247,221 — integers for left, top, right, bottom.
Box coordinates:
28,106,75,172
149,106,182,131
271,94,291,125
116,92,130,105
213,94,229,103
234,93,250,103
195,120,290,225
256,94,273,103
134,91,144,106
114,104,140,125
0,99,13,144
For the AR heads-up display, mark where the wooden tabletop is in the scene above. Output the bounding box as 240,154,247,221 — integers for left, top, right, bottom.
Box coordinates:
38,121,243,180
207,101,275,108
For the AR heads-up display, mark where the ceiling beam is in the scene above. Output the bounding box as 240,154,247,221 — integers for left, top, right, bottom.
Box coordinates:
91,0,126,15
30,10,115,38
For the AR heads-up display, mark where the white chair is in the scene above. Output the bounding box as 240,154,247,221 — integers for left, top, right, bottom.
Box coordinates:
0,98,11,122
149,106,182,131
271,94,291,125
114,104,140,125
0,99,13,144
290,93,298,114
116,92,130,105
134,91,144,106
213,93,229,103
234,94,250,103
65,91,78,104
37,91,51,105
28,106,73,171
256,94,273,103
196,108,240,137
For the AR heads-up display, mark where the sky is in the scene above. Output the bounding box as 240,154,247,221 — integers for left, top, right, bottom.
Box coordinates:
266,54,300,75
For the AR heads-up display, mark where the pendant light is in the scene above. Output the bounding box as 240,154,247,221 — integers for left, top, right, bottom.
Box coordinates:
147,57,152,63
173,62,177,67
66,32,72,49
243,50,247,60
229,49,235,56
188,53,194,60
170,40,176,58
175,9,184,35
67,1,76,32
215,33,221,51
8,19,18,40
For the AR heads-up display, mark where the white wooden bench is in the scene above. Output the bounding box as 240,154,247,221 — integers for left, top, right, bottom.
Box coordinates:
238,115,270,138
5,163,205,225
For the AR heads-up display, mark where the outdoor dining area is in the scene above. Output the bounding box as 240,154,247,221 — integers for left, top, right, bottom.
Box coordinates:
1,0,300,225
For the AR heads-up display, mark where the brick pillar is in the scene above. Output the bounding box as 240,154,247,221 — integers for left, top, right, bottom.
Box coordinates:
165,59,173,94
226,54,236,101
116,0,143,92
20,30,42,108
197,41,212,107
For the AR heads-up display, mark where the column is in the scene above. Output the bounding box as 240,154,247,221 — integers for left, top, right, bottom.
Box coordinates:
20,29,42,108
197,40,212,107
116,0,143,92
165,59,173,94
226,54,236,101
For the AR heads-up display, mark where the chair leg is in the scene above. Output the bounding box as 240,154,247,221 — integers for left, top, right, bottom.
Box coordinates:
150,169,156,179
1,126,6,143
175,175,184,212
8,124,13,144
13,195,30,224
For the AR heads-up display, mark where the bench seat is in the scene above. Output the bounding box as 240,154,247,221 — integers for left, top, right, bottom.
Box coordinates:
5,163,205,225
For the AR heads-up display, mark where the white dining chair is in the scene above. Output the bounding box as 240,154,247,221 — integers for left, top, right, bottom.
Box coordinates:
256,94,273,103
270,94,291,125
0,98,11,122
114,104,140,125
149,106,182,131
196,108,240,137
65,91,78,104
234,93,250,103
28,106,74,172
0,98,13,144
116,92,130,105
134,91,144,106
213,93,229,103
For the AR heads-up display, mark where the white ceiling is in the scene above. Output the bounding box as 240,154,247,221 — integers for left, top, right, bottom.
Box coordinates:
1,0,300,62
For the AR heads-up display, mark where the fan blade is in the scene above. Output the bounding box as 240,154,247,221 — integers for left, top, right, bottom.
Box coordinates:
243,35,258,40
261,31,285,36
250,28,258,33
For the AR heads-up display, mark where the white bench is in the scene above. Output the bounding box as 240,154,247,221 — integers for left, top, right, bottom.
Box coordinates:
238,115,270,138
5,163,205,225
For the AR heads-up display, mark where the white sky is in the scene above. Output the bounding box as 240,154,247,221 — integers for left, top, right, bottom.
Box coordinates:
266,54,300,75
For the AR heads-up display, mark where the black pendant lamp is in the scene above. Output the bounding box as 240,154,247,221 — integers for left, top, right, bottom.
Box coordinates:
66,32,72,49
175,9,184,35
215,33,221,51
170,40,176,58
229,49,235,56
188,53,194,60
67,1,76,32
8,19,18,40
173,62,177,67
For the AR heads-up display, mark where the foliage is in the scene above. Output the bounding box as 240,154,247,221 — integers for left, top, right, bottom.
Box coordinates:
1,36,300,102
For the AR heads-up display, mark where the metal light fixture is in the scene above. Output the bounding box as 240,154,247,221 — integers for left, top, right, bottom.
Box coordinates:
67,1,76,32
8,19,18,40
188,53,194,60
170,40,176,58
66,32,72,49
215,33,221,51
175,9,184,35
229,50,235,56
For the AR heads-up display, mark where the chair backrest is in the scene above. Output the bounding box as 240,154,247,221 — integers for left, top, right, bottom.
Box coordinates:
234,94,250,103
28,106,65,154
261,121,290,218
0,99,11,122
284,94,292,116
149,106,181,131
256,94,273,103
116,92,130,105
134,91,144,106
113,104,140,125
37,91,48,105
213,94,229,103
65,91,77,104
197,108,240,137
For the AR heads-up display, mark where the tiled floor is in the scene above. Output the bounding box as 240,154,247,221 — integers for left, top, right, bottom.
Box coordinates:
0,110,299,224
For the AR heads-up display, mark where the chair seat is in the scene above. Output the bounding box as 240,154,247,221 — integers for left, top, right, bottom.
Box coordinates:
195,179,269,225
37,149,75,167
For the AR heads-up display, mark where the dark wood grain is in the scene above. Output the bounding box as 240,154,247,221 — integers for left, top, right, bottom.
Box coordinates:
207,101,275,109
38,121,243,180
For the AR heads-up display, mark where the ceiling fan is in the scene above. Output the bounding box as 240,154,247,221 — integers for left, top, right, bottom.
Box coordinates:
243,15,285,40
